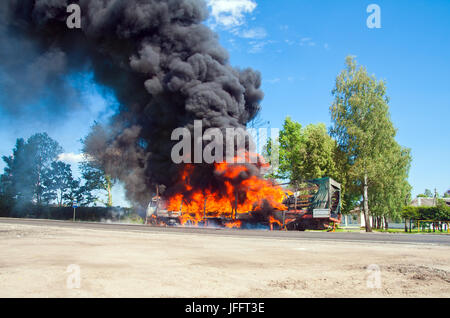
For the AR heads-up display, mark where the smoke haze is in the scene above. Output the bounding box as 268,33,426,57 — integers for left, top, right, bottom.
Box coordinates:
0,0,264,205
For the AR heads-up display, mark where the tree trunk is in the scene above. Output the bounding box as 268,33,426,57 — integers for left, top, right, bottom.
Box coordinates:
363,173,372,232
36,156,43,205
106,176,113,207
384,216,389,230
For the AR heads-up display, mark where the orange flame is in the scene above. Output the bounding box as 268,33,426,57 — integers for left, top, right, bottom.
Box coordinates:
165,159,287,228
225,221,242,229
269,216,283,230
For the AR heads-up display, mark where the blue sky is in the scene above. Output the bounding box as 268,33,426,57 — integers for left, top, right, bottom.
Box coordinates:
0,0,449,206
210,0,450,198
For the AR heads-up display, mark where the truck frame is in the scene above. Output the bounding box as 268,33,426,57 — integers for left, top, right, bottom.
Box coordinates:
146,177,342,231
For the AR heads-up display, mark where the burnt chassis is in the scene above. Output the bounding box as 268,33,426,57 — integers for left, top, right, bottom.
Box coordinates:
147,177,342,231
276,177,342,231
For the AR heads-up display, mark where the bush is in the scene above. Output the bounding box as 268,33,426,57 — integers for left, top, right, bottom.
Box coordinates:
0,202,133,222
0,195,13,217
401,201,450,221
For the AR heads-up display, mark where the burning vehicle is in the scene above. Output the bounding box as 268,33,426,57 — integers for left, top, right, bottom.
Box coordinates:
3,0,339,232
279,177,342,231
146,160,342,231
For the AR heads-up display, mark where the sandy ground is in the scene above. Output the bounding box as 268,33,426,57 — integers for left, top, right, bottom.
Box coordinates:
0,222,449,298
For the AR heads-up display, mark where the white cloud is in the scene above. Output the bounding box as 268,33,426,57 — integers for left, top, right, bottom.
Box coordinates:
248,39,275,54
207,0,257,28
58,153,85,165
248,40,266,53
239,27,267,39
285,39,295,46
266,78,281,84
300,37,316,47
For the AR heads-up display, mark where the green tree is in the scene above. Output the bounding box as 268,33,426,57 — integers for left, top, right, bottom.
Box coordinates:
368,145,412,228
27,133,63,204
436,199,450,220
269,117,303,183
417,189,433,198
266,117,339,187
42,161,78,206
63,179,84,206
1,133,63,205
1,139,29,201
0,174,14,216
300,123,339,180
79,160,115,207
330,56,411,232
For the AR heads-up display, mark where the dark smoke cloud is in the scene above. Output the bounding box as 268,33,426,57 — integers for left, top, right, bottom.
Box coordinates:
0,2,83,117
1,0,263,205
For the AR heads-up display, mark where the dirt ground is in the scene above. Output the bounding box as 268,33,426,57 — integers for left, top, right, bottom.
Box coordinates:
0,222,449,298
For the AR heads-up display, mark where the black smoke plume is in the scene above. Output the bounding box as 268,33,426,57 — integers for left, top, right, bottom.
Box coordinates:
0,0,264,205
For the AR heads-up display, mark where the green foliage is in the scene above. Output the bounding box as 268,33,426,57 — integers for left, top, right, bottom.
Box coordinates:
267,117,339,185
1,133,63,204
421,189,434,197
330,56,396,185
401,200,450,221
368,144,412,220
300,123,339,180
0,192,13,217
0,131,123,214
79,160,115,207
2,203,116,221
329,56,412,227
0,200,141,222
42,161,81,206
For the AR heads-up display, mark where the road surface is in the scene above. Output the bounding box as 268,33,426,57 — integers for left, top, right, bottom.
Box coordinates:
1,217,449,246
1,217,449,297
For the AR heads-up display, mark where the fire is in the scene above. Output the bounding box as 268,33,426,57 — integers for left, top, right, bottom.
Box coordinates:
269,216,283,231
225,221,242,229
165,159,287,228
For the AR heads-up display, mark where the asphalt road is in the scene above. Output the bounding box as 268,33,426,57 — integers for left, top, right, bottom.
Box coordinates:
1,217,450,246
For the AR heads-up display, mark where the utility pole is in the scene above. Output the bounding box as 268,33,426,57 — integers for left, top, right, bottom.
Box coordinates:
72,200,77,222
434,188,438,206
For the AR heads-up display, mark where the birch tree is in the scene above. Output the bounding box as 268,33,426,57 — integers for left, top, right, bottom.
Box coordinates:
330,56,410,232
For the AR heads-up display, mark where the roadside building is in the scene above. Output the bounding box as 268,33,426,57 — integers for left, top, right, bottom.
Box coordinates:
341,207,363,228
410,197,450,207
342,197,450,229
